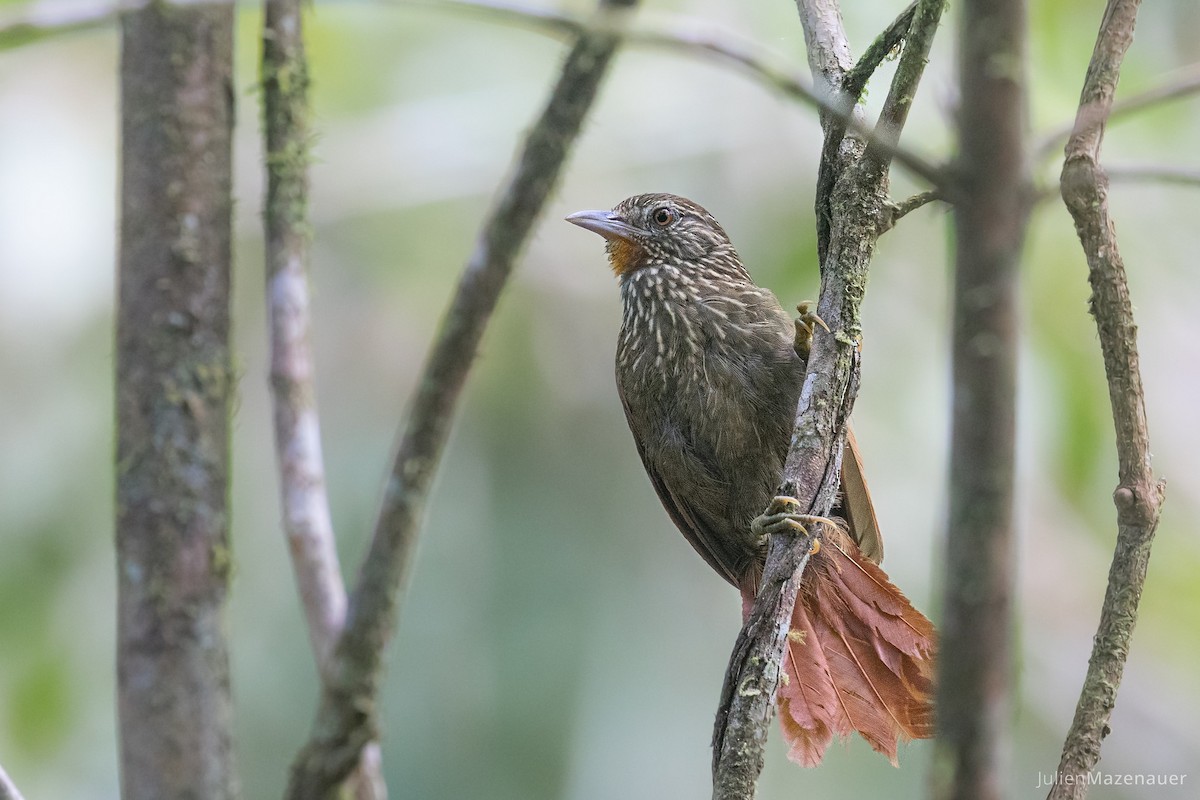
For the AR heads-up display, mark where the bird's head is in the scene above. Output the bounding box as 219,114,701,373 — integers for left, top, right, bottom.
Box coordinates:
566,193,737,277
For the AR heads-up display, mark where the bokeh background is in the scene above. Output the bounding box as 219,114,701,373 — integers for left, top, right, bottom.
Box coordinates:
2,0,1198,797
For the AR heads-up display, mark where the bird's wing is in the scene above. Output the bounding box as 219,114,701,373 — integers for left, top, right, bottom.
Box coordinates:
618,385,742,588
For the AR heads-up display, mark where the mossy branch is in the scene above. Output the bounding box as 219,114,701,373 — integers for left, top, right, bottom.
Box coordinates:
262,1,388,797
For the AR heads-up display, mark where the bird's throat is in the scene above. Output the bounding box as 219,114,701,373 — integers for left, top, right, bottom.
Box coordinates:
606,238,644,276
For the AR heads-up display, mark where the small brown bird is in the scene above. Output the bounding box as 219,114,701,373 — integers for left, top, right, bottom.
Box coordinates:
567,193,935,767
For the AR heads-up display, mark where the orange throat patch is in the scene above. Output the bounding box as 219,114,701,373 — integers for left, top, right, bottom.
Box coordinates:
606,237,644,276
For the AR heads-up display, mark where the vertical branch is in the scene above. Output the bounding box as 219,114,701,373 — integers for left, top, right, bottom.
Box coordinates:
262,2,387,798
711,3,946,798
933,0,1029,798
283,2,639,797
794,0,859,264
1050,1,1165,797
263,0,346,686
115,3,238,799
869,0,946,169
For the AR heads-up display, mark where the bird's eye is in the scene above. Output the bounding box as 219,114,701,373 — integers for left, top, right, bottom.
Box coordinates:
651,207,675,227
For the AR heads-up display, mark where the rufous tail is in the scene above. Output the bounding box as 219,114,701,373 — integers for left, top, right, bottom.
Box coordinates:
756,529,936,767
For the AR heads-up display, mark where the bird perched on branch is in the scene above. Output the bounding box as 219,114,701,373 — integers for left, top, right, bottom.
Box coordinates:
566,193,935,767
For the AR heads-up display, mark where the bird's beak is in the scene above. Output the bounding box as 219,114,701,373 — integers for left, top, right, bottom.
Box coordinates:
565,209,640,242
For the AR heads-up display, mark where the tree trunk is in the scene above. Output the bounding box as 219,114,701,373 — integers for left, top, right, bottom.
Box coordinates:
934,1,1029,798
115,3,238,798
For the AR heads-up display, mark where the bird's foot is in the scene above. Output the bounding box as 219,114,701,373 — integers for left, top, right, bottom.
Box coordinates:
793,302,830,361
751,496,834,555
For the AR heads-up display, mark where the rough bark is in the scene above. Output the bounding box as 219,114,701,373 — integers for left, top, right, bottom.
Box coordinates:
115,3,238,799
711,3,945,798
1048,1,1166,796
932,0,1029,798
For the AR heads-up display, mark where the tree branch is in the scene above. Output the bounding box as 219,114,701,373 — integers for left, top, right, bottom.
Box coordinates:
1033,162,1200,204
813,1,919,259
843,2,917,104
115,3,238,798
1049,1,1166,796
0,0,228,50
883,189,944,231
412,0,945,189
870,0,945,167
0,765,24,800
933,0,1029,798
1102,162,1200,188
263,0,346,694
1034,61,1200,164
282,1,639,796
262,2,387,798
2,0,945,190
710,3,945,797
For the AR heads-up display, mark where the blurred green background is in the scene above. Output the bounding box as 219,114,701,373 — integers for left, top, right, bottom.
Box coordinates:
1,0,1198,797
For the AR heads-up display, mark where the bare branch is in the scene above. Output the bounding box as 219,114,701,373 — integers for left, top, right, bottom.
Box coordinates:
1035,62,1200,164
0,0,138,48
933,0,1029,798
1104,162,1200,187
0,0,231,49
882,189,944,231
0,765,24,800
411,0,945,189
1050,1,1166,796
2,0,945,190
283,1,640,796
1033,162,1200,204
262,2,386,797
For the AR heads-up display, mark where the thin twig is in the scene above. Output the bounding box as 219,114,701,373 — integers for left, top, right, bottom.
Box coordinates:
0,0,230,49
844,2,917,104
1050,1,1166,797
1034,61,1200,164
882,189,944,231
812,1,919,260
0,0,137,48
2,0,945,189
0,765,24,800
1103,162,1200,188
408,0,945,189
933,0,1029,797
1032,163,1200,204
262,2,387,798
282,1,639,797
870,0,946,168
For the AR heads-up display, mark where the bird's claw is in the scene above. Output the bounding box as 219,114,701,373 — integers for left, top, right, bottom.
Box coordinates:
751,495,833,555
793,302,830,360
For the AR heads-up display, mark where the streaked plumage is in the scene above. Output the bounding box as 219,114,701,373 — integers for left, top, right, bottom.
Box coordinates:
567,193,935,767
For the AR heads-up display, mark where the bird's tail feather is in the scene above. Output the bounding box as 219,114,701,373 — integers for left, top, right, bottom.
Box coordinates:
767,529,936,767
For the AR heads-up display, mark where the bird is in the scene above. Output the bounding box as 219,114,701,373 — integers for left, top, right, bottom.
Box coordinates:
566,193,935,767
